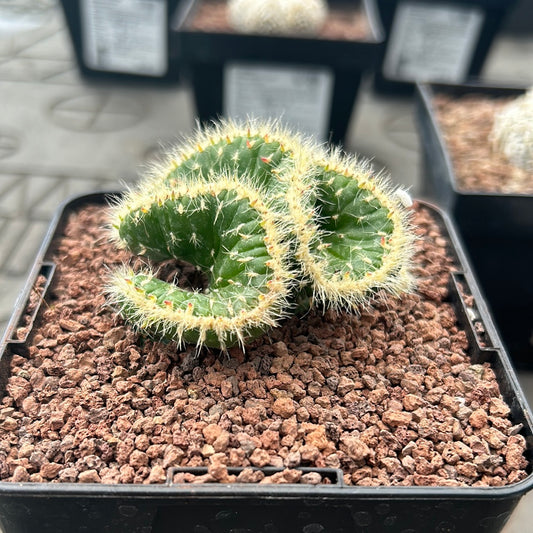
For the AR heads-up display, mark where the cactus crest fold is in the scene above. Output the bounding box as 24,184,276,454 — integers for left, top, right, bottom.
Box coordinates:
107,119,415,350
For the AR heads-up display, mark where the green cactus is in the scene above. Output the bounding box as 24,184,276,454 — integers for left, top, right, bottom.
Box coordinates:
107,120,414,350
108,176,294,349
295,151,414,310
140,120,319,214
109,121,317,349
228,0,328,37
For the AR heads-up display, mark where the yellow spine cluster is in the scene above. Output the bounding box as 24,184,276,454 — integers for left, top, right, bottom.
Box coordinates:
107,120,415,351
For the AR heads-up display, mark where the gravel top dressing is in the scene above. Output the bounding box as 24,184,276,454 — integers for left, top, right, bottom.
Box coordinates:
434,93,533,195
0,203,528,486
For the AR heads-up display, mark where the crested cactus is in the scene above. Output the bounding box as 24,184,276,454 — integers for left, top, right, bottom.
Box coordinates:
227,0,328,37
108,176,294,349
295,151,415,310
491,87,533,172
108,121,318,349
107,120,415,350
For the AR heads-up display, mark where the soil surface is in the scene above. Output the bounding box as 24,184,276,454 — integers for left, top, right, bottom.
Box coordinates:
433,93,533,194
0,203,528,486
188,0,371,41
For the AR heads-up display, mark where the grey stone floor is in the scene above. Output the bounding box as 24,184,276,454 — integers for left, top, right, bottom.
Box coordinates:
0,1,532,531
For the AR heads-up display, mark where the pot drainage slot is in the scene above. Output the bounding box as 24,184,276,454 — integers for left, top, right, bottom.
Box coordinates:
451,271,496,357
167,466,344,486
6,262,56,346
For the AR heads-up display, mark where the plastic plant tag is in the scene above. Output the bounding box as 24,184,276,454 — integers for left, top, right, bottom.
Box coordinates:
383,1,484,83
223,62,333,141
81,0,167,77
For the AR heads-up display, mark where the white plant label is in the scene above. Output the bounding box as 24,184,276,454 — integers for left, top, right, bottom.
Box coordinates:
224,62,334,141
383,1,484,83
81,0,167,76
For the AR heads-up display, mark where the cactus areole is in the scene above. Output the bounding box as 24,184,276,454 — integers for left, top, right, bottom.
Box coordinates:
107,120,415,350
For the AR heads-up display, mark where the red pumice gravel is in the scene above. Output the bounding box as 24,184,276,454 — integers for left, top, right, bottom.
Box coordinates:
0,203,527,486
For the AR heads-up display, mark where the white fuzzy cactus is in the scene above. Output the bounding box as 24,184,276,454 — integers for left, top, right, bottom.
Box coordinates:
228,0,328,37
491,88,533,172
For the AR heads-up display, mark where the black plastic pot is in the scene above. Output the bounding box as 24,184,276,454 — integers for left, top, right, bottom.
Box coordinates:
59,0,183,84
502,0,533,35
415,82,533,369
172,0,384,144
0,192,532,533
372,0,517,95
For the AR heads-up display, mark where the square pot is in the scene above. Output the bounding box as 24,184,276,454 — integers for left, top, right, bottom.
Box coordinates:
0,192,532,533
372,0,517,95
171,0,385,144
59,0,183,83
415,82,533,368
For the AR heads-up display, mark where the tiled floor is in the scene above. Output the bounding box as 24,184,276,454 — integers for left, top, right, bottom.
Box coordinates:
0,1,532,531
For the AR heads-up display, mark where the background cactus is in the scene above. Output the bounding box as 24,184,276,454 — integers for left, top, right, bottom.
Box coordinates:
491,87,533,172
227,0,328,37
107,120,415,350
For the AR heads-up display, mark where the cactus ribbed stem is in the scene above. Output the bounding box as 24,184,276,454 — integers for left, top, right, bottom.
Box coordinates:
150,120,316,183
138,120,320,232
296,153,414,309
108,177,293,349
107,120,415,351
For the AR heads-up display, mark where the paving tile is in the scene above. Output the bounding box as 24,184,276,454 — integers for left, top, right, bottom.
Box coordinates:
0,272,27,335
503,491,533,533
50,92,148,131
0,217,31,271
26,177,70,218
0,56,75,83
19,27,73,61
0,5,76,84
0,80,194,178
2,218,49,276
42,65,80,85
0,9,59,59
0,126,22,159
0,217,35,274
65,176,114,197
22,174,64,216
0,177,25,218
349,82,420,193
484,36,533,85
